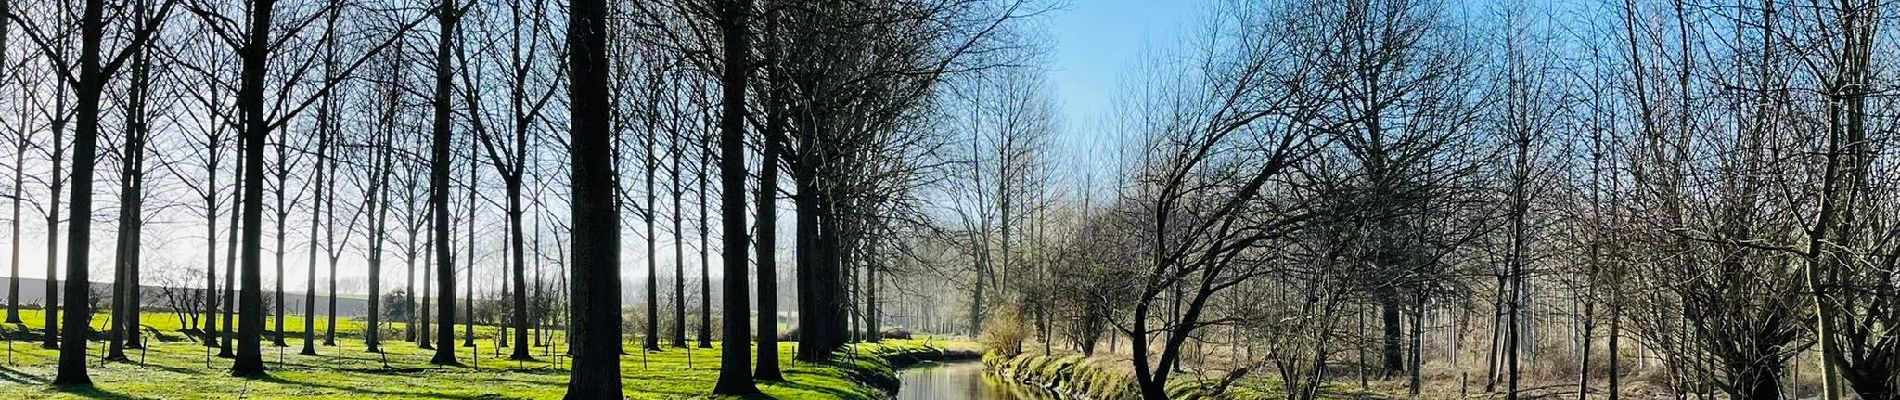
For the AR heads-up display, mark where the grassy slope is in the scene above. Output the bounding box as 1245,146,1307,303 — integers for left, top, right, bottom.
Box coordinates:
986,352,1388,400
0,309,933,399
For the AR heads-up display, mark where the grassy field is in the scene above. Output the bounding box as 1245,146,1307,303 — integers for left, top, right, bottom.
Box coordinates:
0,309,924,399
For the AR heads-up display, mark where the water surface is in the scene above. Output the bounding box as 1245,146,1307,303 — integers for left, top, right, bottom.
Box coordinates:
894,360,1061,400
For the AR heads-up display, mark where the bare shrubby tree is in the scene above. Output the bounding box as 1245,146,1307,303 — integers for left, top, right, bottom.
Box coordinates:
153,261,205,334
1104,0,1356,396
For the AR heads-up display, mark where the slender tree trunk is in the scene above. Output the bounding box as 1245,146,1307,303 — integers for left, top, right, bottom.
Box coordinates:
0,0,16,326
323,159,337,347
1409,294,1424,396
365,107,390,355
301,110,325,356
109,48,153,360
202,133,219,347
42,76,66,352
1579,295,1595,400
420,203,433,350
671,127,687,349
273,152,288,348
463,153,475,348
1608,302,1620,400
221,135,241,358
696,142,711,349
866,248,879,343
532,199,543,348
644,119,660,352
407,207,418,344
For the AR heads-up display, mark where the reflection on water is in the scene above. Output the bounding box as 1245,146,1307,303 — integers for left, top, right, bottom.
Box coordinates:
895,361,1061,400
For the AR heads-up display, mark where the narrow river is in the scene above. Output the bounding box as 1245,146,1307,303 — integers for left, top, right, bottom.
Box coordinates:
894,361,1061,400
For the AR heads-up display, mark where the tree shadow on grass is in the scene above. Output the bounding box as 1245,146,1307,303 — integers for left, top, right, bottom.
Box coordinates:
761,379,879,400
493,366,565,375
101,360,204,377
255,374,473,400
334,366,433,374
52,384,152,400
0,365,48,384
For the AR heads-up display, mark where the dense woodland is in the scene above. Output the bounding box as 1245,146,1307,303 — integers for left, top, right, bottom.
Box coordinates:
0,0,1897,399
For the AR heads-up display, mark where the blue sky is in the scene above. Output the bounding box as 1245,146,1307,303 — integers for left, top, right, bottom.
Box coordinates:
1043,0,1209,179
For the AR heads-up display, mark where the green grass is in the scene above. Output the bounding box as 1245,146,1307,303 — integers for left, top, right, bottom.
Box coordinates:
0,309,943,399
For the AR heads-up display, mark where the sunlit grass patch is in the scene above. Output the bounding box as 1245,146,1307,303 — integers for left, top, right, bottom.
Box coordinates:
0,309,959,399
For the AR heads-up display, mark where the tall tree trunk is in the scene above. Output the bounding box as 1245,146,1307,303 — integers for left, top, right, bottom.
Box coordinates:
109,46,153,361
564,0,622,390
506,180,531,359
1379,288,1404,378
793,169,844,362
754,114,784,381
428,0,462,365
53,0,108,383
230,0,277,375
710,0,755,391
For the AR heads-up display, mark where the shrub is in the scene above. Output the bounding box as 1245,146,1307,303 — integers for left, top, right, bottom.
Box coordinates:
981,302,1027,357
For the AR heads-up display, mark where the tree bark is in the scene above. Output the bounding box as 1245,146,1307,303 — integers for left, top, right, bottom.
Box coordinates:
754,113,784,381
53,0,107,383
42,62,66,352
671,124,687,349
563,0,622,392
696,141,712,349
428,0,462,366
108,44,153,361
710,0,756,392
230,0,277,377
0,0,16,326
